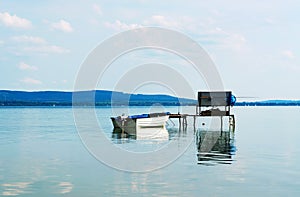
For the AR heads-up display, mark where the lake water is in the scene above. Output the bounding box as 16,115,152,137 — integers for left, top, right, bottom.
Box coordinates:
0,106,300,196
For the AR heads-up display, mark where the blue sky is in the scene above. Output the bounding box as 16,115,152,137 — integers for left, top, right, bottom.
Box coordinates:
1,0,300,100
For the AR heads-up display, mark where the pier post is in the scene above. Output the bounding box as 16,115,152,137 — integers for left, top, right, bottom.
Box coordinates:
229,115,235,132
121,120,125,135
183,116,187,131
179,117,181,131
220,116,223,132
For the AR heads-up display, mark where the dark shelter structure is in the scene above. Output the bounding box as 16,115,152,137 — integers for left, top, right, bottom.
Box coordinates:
195,91,236,131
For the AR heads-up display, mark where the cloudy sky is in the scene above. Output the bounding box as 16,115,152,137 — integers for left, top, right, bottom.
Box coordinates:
1,0,299,100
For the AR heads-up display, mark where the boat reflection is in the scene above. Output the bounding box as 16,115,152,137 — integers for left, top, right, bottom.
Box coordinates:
111,126,237,166
196,130,236,166
112,128,136,140
112,127,169,141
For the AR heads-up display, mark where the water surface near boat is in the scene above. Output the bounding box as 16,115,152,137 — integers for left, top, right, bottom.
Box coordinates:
0,106,300,196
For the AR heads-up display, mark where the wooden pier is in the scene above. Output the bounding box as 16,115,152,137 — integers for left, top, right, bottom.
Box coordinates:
169,113,188,130
169,91,236,132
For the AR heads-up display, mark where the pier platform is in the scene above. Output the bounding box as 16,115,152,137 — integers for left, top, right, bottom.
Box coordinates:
168,91,236,131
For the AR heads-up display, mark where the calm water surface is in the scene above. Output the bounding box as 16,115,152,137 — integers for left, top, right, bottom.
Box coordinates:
0,106,300,196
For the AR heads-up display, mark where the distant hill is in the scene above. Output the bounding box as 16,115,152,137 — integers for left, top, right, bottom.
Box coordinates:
0,90,197,106
1,90,299,106
235,100,300,106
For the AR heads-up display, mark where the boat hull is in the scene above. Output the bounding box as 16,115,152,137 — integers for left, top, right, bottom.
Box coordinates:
111,114,169,136
136,115,169,129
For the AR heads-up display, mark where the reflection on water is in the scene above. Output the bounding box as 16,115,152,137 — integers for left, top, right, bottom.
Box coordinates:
1,182,32,196
196,129,236,166
112,127,169,141
3,107,300,196
110,126,191,154
111,123,237,166
111,122,237,166
112,128,136,140
111,126,185,142
111,127,171,154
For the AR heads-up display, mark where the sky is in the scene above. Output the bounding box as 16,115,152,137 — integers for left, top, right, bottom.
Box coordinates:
0,0,300,100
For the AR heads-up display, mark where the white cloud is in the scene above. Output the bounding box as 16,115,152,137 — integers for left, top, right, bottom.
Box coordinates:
92,4,102,15
20,77,42,85
24,45,70,54
103,16,246,51
264,18,276,25
12,35,46,44
0,12,32,29
52,80,67,84
144,15,180,28
282,50,295,59
18,62,38,71
11,35,68,55
144,15,247,51
210,9,221,16
223,33,247,51
143,15,196,31
207,27,247,50
104,20,142,31
51,20,73,33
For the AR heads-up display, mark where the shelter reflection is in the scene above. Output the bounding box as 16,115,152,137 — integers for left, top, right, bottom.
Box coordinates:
196,130,236,166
